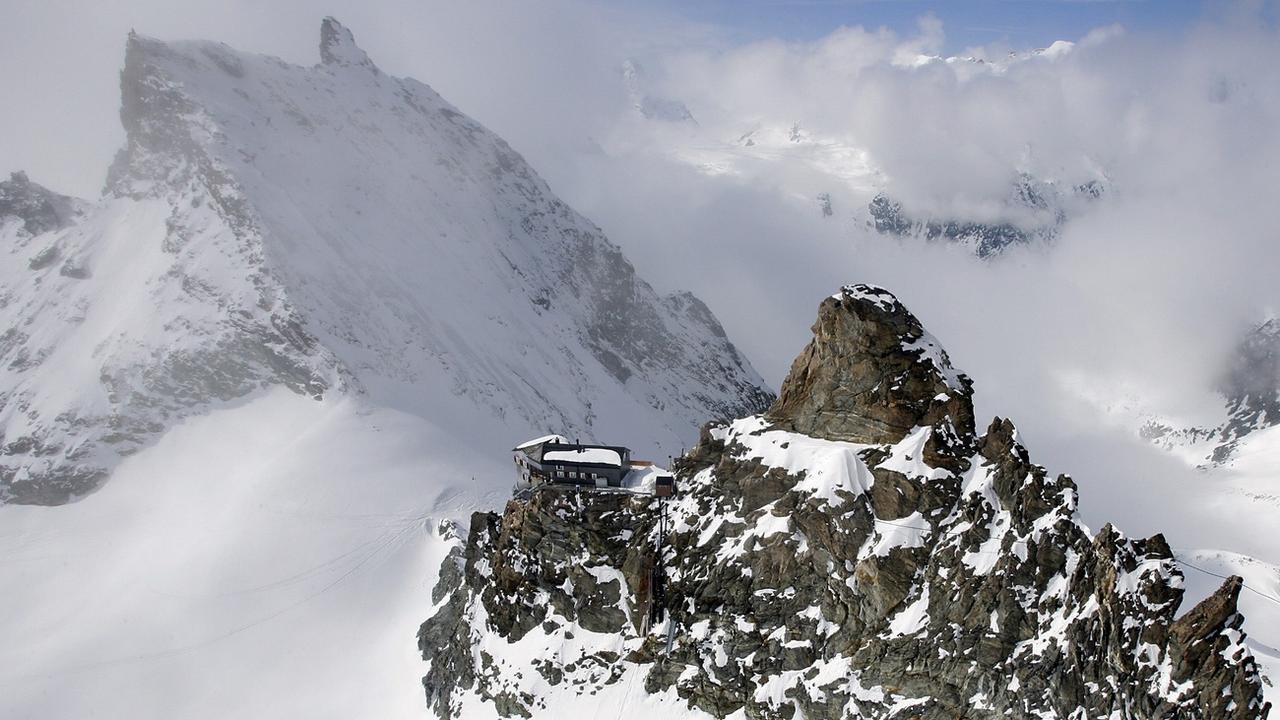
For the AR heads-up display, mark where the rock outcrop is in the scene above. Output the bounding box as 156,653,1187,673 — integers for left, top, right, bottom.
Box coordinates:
0,171,81,236
421,284,1271,719
766,285,975,471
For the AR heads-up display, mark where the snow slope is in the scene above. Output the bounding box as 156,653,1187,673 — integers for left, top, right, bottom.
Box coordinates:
0,18,771,504
0,389,499,718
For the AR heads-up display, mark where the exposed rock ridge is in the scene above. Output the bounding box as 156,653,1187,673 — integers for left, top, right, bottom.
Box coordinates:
421,285,1271,719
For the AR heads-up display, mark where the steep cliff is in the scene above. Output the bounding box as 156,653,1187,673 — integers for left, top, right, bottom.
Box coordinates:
422,284,1271,719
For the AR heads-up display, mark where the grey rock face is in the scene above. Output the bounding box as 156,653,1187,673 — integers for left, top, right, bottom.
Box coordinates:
421,285,1270,719
766,284,975,470
0,171,81,236
319,16,374,68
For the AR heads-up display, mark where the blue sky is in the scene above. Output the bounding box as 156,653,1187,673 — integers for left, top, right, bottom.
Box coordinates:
628,0,1209,52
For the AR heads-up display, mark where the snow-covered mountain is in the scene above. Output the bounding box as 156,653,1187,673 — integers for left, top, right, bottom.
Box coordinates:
1140,318,1280,466
604,106,1106,259
421,285,1274,718
866,175,1107,258
0,18,772,505
621,59,696,124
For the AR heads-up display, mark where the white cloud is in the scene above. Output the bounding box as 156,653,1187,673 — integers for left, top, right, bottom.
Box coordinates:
524,3,1280,542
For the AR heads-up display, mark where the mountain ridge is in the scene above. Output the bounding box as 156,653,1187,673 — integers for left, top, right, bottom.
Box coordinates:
421,283,1271,719
0,18,772,504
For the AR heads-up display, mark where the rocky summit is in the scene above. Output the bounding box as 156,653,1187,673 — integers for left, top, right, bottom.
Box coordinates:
421,284,1271,719
765,285,976,472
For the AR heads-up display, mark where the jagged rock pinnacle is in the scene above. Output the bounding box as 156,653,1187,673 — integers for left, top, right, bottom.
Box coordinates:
767,284,976,466
320,17,374,69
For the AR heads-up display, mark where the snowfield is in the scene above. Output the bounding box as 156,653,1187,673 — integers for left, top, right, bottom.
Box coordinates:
0,389,501,718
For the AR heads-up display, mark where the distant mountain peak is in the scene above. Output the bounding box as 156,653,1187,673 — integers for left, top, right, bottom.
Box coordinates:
867,174,1106,258
1142,317,1280,466
1,21,771,504
1222,317,1280,437
620,57,696,124
319,17,374,69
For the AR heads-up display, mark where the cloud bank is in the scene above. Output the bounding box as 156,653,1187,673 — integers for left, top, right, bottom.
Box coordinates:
528,3,1280,550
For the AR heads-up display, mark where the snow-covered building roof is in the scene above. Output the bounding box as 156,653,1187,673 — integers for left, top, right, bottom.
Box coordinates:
513,434,569,451
543,447,623,467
